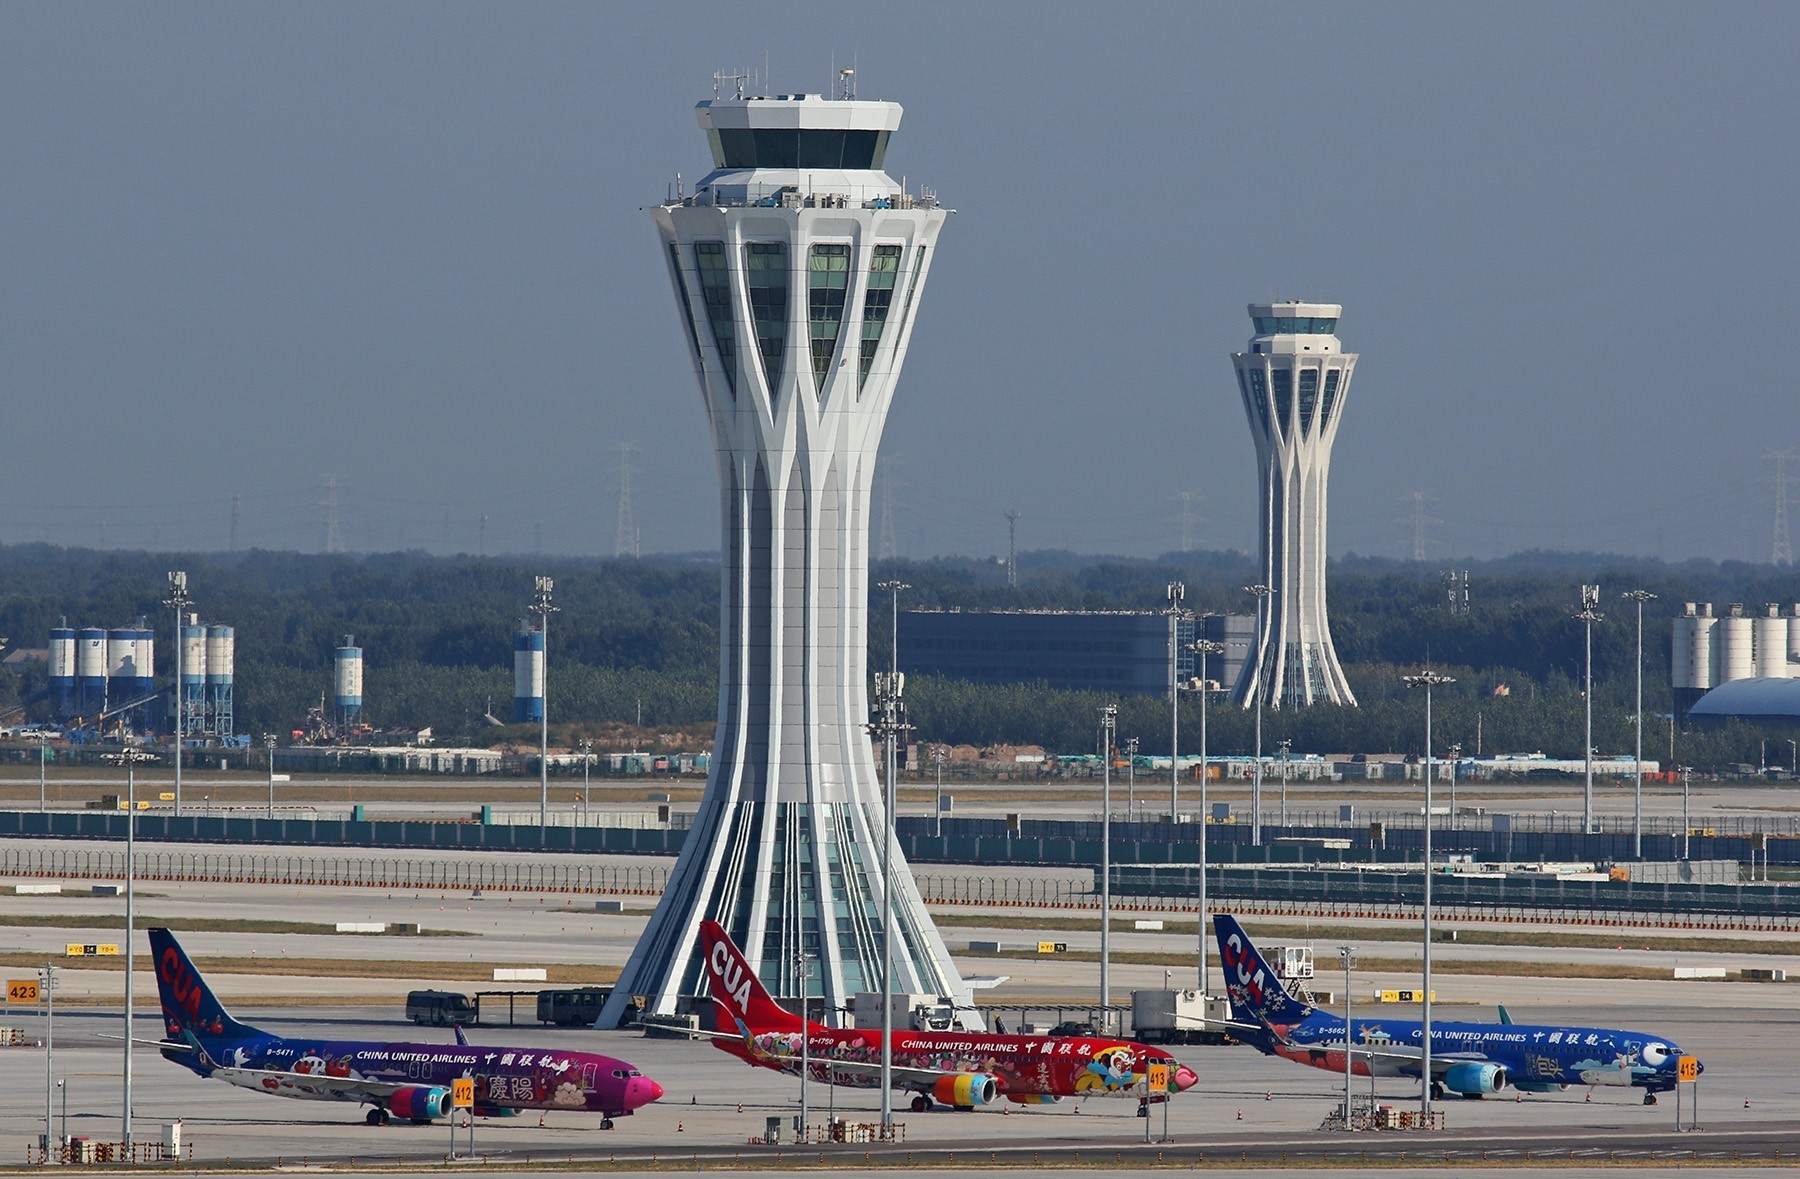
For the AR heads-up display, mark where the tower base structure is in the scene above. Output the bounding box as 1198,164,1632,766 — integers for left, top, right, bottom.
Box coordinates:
599,86,975,1028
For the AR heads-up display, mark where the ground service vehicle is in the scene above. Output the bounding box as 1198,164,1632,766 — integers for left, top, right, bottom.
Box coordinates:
405,990,476,1026
537,988,610,1026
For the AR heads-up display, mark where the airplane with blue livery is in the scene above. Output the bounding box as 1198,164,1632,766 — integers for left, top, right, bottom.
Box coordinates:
1213,915,1700,1104
148,928,663,1127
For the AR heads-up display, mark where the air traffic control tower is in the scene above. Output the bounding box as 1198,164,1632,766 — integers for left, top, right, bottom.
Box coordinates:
600,80,973,1027
1230,302,1358,708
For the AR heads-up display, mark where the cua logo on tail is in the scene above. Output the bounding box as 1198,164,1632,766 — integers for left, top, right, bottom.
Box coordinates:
708,939,753,1014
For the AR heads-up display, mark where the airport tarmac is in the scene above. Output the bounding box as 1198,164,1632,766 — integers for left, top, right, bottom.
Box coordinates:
3,854,1798,1173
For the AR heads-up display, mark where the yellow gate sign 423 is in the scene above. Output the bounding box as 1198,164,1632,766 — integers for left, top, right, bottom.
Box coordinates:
6,979,39,1003
451,1078,475,1108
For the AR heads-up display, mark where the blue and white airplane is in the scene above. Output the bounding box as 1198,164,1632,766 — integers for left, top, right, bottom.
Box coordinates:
1214,914,1701,1104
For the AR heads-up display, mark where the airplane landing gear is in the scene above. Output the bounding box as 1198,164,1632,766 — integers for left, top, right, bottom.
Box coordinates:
1644,1092,1658,1106
910,1094,930,1113
1429,1081,1445,1101
366,1108,390,1126
601,1117,615,1130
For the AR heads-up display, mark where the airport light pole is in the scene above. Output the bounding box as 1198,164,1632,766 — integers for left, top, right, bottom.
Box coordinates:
1337,946,1354,1129
580,738,593,824
1575,585,1604,834
162,571,192,817
530,577,558,841
931,744,947,838
793,947,810,1137
107,746,154,1151
1190,637,1224,992
1124,736,1139,822
1447,744,1461,820
1401,669,1453,1126
1680,766,1691,861
263,733,276,818
1099,703,1118,1032
30,730,49,813
40,962,57,1154
1244,584,1273,845
1623,590,1656,858
874,579,909,1135
1166,581,1185,817
1277,739,1292,828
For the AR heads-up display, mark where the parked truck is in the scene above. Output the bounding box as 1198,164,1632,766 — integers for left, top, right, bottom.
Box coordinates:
1130,989,1234,1044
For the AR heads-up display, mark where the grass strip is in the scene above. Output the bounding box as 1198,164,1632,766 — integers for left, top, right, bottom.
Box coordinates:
0,951,617,986
0,913,465,936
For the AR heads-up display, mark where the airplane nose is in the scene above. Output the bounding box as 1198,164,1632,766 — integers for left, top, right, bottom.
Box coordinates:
1173,1065,1200,1092
626,1075,664,1109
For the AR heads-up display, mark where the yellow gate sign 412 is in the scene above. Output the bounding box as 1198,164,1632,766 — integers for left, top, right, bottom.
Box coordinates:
6,979,39,1003
451,1078,475,1108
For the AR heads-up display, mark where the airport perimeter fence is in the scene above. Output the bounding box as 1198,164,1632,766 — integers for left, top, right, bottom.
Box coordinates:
7,841,1797,929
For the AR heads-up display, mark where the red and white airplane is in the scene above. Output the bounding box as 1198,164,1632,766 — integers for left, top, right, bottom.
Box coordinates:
698,920,1199,1111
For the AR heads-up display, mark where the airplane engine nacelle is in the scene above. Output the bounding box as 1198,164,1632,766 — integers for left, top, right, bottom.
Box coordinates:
1443,1063,1508,1096
932,1073,998,1107
389,1086,453,1120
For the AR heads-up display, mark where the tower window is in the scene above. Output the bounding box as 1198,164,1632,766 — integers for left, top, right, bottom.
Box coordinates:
744,242,789,395
666,242,703,367
1320,369,1342,428
895,245,928,354
1271,370,1293,436
693,241,737,397
710,128,892,171
858,245,903,385
1246,369,1269,435
1297,369,1319,433
808,244,851,393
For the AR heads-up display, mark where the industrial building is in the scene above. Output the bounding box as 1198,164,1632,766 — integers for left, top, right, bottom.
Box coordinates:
1230,302,1358,708
43,617,236,742
604,81,971,1028
898,610,1252,696
513,624,545,724
1672,602,1800,712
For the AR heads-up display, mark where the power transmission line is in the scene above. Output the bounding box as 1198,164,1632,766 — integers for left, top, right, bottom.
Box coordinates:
614,442,640,558
1172,490,1205,552
1766,449,1797,566
1004,508,1021,588
1397,491,1440,561
878,458,904,561
320,476,345,554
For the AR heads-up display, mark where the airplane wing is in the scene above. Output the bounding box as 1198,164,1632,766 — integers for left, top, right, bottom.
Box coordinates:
688,1028,996,1091
1259,1019,1491,1075
211,1067,454,1101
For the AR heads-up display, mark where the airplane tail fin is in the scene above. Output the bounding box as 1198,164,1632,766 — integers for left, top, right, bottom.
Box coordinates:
698,921,803,1034
149,928,265,1051
1212,914,1316,1027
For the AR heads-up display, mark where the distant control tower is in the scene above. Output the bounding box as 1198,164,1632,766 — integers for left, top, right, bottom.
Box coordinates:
600,77,972,1027
1230,302,1358,708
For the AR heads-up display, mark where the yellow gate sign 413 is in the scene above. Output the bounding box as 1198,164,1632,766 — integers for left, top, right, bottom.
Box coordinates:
6,979,39,1003
451,1078,475,1108
1147,1062,1171,1093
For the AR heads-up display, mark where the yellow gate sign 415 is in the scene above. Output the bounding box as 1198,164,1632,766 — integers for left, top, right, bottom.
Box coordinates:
451,1078,475,1108
1677,1055,1700,1083
6,979,39,1003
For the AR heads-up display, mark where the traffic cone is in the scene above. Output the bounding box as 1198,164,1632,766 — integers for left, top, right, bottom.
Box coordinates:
1236,1109,1243,1120
678,1122,684,1133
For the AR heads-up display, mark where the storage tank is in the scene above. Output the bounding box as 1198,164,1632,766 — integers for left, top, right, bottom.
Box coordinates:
1690,603,1717,690
513,626,545,724
334,638,364,724
1755,604,1788,679
179,619,208,738
1670,605,1696,690
1720,605,1754,683
49,627,77,720
206,625,234,737
76,627,108,715
108,627,155,708
1789,604,1800,669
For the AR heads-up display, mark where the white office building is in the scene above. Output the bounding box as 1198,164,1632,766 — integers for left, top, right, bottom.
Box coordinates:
1230,302,1358,708
601,81,972,1027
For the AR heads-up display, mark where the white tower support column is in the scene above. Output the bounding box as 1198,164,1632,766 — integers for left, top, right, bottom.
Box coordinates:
1230,302,1358,709
601,86,973,1028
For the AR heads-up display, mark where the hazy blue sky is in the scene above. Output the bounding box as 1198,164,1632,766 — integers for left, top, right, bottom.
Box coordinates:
5,2,1796,563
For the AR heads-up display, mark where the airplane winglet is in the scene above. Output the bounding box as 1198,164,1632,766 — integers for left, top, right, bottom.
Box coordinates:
453,1024,470,1047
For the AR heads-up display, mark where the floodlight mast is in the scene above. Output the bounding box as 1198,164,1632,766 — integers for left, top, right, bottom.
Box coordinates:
1574,585,1604,833
1401,668,1453,1125
1622,589,1657,858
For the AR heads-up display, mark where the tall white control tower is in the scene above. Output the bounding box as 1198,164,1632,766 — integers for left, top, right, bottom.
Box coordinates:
600,80,972,1027
1230,302,1358,708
